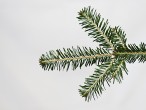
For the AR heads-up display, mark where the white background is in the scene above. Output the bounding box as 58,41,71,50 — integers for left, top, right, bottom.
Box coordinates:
0,0,146,110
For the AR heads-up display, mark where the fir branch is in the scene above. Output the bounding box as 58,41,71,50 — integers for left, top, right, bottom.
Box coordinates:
79,60,114,101
39,6,146,101
77,7,127,51
79,59,127,101
39,47,112,71
115,43,146,63
77,6,114,49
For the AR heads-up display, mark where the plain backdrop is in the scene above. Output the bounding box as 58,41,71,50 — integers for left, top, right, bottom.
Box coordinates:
0,0,146,110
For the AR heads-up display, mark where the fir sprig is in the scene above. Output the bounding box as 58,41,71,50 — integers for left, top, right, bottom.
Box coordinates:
39,46,111,71
115,43,146,63
77,7,127,50
79,59,128,101
77,7,114,49
39,6,146,101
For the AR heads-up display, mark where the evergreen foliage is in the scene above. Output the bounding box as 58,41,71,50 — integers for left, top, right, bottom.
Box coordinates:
40,47,111,71
39,6,146,101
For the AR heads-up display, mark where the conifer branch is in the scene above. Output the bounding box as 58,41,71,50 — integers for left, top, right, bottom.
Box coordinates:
79,60,114,101
39,6,146,101
79,59,128,101
40,47,112,71
77,7,114,49
115,43,146,63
